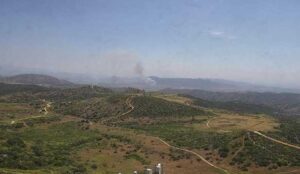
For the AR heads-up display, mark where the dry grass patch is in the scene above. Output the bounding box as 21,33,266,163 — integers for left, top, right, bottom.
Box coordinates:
0,103,38,122
193,114,278,132
81,122,223,174
153,93,193,105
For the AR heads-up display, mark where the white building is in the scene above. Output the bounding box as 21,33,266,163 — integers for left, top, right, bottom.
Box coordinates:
155,163,163,174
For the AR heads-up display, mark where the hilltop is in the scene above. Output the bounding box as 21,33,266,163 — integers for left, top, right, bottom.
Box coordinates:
0,74,74,87
163,88,300,117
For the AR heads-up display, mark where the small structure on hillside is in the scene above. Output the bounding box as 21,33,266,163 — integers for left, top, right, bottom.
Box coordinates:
118,163,163,174
155,163,163,174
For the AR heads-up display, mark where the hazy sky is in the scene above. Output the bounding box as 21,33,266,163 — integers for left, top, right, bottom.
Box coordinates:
1,0,300,88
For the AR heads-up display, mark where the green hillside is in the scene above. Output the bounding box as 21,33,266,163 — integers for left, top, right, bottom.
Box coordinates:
130,96,210,117
0,84,299,174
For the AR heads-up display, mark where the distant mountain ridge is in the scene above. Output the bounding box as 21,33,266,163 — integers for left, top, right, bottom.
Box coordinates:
150,76,300,93
96,76,300,93
1,73,300,93
150,76,237,91
98,76,300,93
0,74,74,87
162,88,300,116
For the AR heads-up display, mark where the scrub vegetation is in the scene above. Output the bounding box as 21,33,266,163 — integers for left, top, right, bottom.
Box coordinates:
0,83,299,174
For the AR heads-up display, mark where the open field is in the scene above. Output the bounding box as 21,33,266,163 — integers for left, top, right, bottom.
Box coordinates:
193,114,279,132
152,93,194,105
76,122,222,174
0,103,39,122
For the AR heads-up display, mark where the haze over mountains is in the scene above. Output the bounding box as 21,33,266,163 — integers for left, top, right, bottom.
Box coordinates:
1,73,300,94
148,77,300,93
3,73,300,117
0,74,74,87
84,75,300,93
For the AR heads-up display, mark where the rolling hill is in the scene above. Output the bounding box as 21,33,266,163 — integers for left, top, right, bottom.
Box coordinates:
0,83,299,174
97,76,300,93
163,89,300,116
150,76,300,93
0,74,74,87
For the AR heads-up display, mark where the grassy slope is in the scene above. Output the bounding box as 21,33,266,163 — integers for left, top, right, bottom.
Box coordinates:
130,96,210,118
0,83,48,96
0,121,100,172
53,94,129,121
185,95,277,115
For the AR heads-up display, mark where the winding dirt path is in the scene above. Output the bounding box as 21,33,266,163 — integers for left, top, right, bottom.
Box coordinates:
122,96,135,116
114,97,230,173
9,101,52,125
206,116,300,151
206,117,231,133
206,119,211,128
252,131,300,150
231,135,245,159
156,137,230,174
276,169,300,174
102,96,135,123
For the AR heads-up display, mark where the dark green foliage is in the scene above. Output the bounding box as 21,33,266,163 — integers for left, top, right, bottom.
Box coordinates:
0,85,111,104
171,89,300,116
41,86,112,102
12,122,25,128
192,97,276,115
124,153,150,165
0,122,100,170
0,83,48,96
24,115,61,126
268,119,300,145
6,137,26,148
232,132,300,170
111,87,143,94
218,147,229,158
90,164,98,170
125,121,300,170
53,95,129,121
123,122,234,155
130,96,210,117
232,152,247,165
169,149,191,161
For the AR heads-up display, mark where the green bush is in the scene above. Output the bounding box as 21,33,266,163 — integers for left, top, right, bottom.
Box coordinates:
6,137,26,148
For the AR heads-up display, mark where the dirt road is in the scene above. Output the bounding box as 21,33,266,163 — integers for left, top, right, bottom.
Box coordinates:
252,131,300,150
123,101,230,174
121,96,135,116
102,96,135,123
156,137,230,174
